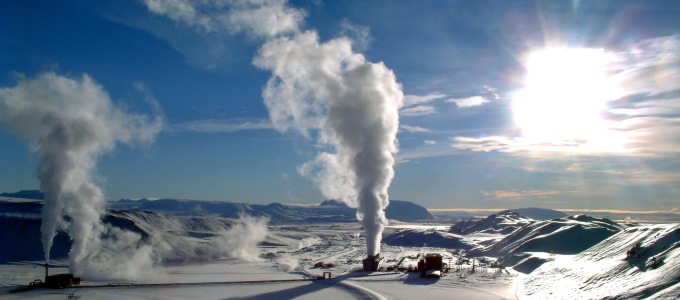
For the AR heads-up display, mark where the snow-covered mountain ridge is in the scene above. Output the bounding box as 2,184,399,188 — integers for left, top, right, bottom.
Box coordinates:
1,190,434,221
450,209,535,235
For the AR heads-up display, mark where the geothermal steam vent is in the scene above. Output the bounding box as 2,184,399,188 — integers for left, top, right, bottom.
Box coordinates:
256,31,404,265
363,254,384,271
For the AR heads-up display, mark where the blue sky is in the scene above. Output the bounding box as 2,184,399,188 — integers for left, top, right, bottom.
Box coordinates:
1,0,679,211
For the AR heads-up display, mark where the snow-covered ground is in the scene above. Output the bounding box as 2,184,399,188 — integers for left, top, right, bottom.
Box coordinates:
1,205,678,299
0,260,367,299
0,257,519,299
1,222,519,299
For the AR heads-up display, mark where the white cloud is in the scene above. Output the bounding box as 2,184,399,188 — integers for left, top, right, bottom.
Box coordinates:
225,0,306,38
447,95,490,108
144,0,209,30
482,189,561,201
171,119,273,133
339,19,371,51
400,93,447,116
400,125,430,133
402,92,447,107
399,105,436,116
395,142,464,162
483,85,500,99
143,0,305,38
451,135,635,155
615,35,680,96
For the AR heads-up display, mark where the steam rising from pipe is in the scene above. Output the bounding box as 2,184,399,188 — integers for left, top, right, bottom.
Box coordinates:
0,72,163,276
143,0,403,257
254,32,403,256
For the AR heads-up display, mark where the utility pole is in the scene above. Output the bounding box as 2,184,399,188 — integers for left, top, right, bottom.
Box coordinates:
471,258,475,273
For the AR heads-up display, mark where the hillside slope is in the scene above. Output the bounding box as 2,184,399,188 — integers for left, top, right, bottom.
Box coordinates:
513,207,567,220
450,210,534,235
382,229,474,249
485,215,623,257
520,224,680,299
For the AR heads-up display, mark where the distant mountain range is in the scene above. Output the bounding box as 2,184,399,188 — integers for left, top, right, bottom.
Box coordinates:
0,190,434,222
112,198,433,221
0,190,44,200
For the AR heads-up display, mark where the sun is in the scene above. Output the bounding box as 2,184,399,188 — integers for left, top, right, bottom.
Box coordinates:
512,48,622,148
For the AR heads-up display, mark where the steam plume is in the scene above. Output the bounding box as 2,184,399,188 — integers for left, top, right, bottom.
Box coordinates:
0,72,163,276
143,0,403,257
276,255,299,272
211,214,269,262
254,32,403,256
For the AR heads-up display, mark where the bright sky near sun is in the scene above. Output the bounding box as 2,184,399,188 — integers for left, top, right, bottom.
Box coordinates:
1,0,680,211
513,48,624,150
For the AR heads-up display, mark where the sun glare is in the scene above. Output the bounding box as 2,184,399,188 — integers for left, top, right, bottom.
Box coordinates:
513,48,623,150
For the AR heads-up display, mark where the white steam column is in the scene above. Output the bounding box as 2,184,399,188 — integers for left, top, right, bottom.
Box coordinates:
140,0,403,265
256,32,403,261
0,73,162,278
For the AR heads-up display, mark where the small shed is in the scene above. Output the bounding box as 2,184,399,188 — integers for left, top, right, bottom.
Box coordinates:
45,274,80,289
419,253,444,277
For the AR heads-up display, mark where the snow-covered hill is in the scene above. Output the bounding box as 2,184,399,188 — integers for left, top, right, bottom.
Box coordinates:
485,215,623,259
382,228,474,249
520,223,680,299
449,210,534,235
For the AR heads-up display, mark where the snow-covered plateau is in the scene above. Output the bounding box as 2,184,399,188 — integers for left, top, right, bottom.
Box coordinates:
1,198,678,299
